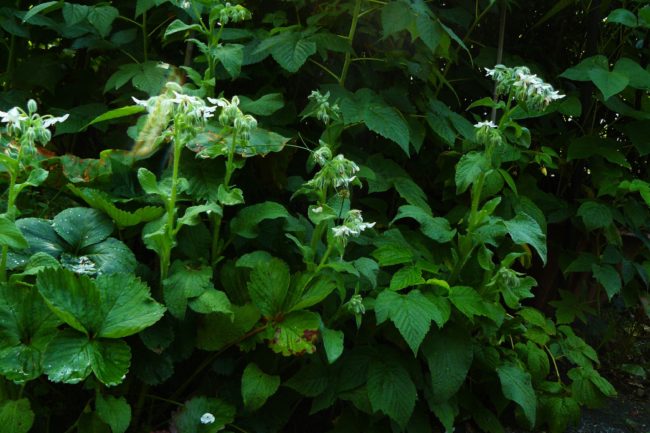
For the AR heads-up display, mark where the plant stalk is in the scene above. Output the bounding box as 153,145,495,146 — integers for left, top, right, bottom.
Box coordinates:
339,0,362,87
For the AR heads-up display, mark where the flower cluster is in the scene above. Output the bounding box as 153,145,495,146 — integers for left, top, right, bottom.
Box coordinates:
218,3,252,25
208,95,258,140
307,148,360,192
346,294,366,315
485,65,565,111
0,100,68,146
331,209,375,242
307,90,340,124
133,82,216,128
474,120,503,147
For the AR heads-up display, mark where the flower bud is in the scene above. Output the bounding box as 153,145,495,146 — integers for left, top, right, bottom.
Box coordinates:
27,99,38,114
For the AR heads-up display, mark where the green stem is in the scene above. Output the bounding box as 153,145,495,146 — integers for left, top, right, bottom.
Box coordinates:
211,128,239,267
339,0,362,87
160,136,183,281
0,141,25,282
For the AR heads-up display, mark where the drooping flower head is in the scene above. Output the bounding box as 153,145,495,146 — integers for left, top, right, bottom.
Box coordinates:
485,64,565,110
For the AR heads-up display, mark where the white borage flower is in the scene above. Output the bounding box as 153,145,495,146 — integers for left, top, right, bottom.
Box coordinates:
200,412,216,425
332,225,357,238
474,120,497,129
42,113,70,128
0,107,28,129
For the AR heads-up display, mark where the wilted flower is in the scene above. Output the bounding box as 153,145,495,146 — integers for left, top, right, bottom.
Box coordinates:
306,153,360,192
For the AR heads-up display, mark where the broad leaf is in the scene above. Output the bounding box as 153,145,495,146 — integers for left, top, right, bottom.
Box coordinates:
456,152,489,194
504,213,547,265
497,363,537,427
367,350,416,428
266,310,320,356
422,327,474,402
0,399,34,433
0,216,28,250
96,395,131,433
591,264,621,300
375,289,447,354
241,363,281,411
577,201,613,231
230,202,289,239
163,261,213,319
174,396,235,433
391,205,455,243
52,207,113,250
587,69,629,101
247,258,290,317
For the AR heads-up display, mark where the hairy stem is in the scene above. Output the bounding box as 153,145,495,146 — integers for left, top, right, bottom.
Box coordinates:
339,0,362,87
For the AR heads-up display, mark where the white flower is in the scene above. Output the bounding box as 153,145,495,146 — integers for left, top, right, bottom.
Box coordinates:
484,67,496,77
42,114,69,128
474,120,497,129
200,413,216,424
132,96,149,107
312,206,323,213
332,225,357,238
0,107,27,129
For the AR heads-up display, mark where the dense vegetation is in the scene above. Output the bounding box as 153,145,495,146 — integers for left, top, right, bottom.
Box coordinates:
0,1,649,432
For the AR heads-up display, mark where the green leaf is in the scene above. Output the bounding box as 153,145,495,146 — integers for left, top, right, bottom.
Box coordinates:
214,44,244,78
62,3,89,25
68,186,164,229
577,201,612,231
137,168,164,197
96,395,131,433
623,121,650,156
567,136,630,168
0,284,61,383
606,8,637,27
388,265,424,291
367,351,416,428
448,286,487,319
42,329,93,384
87,106,145,126
341,89,410,154
188,288,232,315
391,205,455,243
52,207,113,250
381,1,413,37
321,326,344,364
587,69,629,101
269,32,317,73
591,264,621,300
22,1,60,23
613,58,650,89
504,213,547,265
238,93,285,116
568,367,616,408
266,310,320,356
540,396,580,433
82,237,137,275
196,304,260,351
164,19,202,38
456,152,489,194
422,326,473,402
0,215,28,250
241,363,281,411
163,261,213,319
37,268,164,338
0,399,34,433
88,5,119,38
231,202,289,239
497,363,537,427
375,289,447,354
247,258,290,317
174,396,235,433
290,275,338,311
560,55,608,81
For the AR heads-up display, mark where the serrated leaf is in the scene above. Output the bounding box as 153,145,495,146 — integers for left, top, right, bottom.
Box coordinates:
448,286,487,319
456,152,489,194
214,44,244,78
188,288,232,315
342,88,410,154
504,213,547,265
88,6,119,38
37,268,164,338
0,399,34,433
196,304,261,351
591,264,621,300
367,351,416,428
381,1,413,37
163,261,213,319
266,310,320,356
241,363,281,411
391,205,455,243
269,32,316,72
96,395,131,433
389,265,424,291
247,258,290,317
422,326,473,402
375,289,446,354
164,19,202,38
497,363,537,427
0,284,61,383
577,201,613,231
42,329,93,384
230,202,289,239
